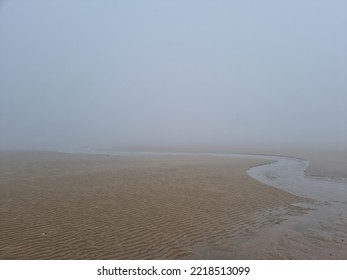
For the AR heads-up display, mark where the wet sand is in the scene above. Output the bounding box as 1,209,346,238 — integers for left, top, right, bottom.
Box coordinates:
0,150,346,259
246,154,347,259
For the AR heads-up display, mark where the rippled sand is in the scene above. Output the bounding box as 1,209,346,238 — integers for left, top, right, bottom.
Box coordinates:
0,150,345,259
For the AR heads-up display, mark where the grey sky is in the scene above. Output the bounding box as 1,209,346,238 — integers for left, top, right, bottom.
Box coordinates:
1,0,346,150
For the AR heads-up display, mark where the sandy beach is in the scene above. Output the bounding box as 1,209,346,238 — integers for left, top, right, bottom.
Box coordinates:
0,150,346,259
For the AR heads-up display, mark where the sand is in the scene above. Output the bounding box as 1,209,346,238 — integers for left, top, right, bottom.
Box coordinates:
0,150,346,259
109,145,347,177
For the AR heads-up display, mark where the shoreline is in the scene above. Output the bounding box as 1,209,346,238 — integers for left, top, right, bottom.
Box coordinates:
0,150,346,259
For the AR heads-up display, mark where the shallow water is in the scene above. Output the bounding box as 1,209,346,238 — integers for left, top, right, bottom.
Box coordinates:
232,153,347,259
246,155,347,203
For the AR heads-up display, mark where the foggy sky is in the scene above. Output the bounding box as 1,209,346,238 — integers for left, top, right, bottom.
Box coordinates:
1,0,347,151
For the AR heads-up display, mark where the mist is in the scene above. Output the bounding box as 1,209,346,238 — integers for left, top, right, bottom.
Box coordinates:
1,0,346,151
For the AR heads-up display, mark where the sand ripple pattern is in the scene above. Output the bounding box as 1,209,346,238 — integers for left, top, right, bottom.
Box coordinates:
0,152,306,259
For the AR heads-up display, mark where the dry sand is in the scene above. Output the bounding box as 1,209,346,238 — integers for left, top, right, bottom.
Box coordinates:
0,150,346,259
